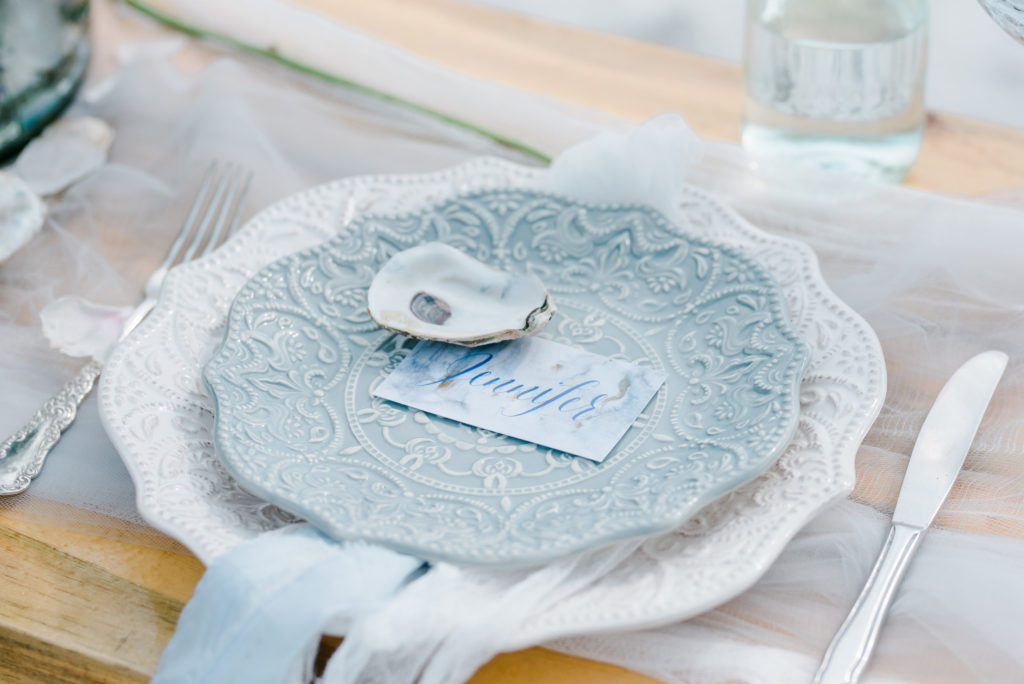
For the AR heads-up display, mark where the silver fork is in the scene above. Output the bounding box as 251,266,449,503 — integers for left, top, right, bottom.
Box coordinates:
0,163,251,496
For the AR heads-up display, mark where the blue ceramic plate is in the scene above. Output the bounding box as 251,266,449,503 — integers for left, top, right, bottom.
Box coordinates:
204,189,809,566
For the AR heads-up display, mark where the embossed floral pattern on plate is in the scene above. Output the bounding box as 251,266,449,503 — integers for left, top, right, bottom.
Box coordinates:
99,159,884,639
205,190,809,565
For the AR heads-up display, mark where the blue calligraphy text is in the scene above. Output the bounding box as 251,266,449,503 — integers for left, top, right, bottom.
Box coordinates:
420,351,611,423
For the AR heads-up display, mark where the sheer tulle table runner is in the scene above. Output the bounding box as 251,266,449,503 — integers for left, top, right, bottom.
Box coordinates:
556,148,1024,683
0,2,1021,683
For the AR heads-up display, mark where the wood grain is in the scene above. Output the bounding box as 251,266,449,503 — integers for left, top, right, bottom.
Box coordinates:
0,514,204,604
0,523,185,682
471,647,661,684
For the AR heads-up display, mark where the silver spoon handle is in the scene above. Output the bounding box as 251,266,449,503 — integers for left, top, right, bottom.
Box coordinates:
0,359,103,495
813,522,925,684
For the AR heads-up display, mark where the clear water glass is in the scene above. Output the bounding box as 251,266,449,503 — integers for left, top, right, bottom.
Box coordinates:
0,0,90,161
742,0,929,182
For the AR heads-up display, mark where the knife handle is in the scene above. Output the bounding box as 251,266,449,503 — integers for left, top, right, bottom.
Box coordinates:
0,360,103,495
813,522,924,684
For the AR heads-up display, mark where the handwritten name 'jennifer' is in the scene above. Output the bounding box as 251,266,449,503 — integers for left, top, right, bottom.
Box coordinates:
421,351,612,423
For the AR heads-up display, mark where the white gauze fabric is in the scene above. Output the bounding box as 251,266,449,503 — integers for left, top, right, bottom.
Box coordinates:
127,0,621,157
322,540,644,684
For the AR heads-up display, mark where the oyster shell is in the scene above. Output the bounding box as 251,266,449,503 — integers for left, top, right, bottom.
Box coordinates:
48,116,116,151
0,171,47,263
367,242,554,346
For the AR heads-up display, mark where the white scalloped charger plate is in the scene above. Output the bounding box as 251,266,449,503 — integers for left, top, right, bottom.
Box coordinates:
99,158,884,641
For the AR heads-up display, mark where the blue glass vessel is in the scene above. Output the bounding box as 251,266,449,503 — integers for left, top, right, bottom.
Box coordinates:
0,0,90,161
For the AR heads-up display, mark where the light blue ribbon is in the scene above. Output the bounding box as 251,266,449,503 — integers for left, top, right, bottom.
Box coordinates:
152,524,423,684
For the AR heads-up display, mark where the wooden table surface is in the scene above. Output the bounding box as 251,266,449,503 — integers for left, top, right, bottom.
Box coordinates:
2,1,1023,682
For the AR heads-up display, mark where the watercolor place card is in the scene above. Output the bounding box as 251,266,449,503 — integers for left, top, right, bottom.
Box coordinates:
373,337,667,462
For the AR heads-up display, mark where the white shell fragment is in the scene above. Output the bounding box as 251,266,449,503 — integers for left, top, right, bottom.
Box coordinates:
48,116,116,151
12,116,114,196
40,295,134,362
0,171,47,263
367,242,554,346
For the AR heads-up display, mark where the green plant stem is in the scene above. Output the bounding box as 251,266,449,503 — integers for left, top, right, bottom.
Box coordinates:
120,0,553,163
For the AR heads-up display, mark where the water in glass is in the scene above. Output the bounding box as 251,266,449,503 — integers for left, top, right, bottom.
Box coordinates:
742,0,928,182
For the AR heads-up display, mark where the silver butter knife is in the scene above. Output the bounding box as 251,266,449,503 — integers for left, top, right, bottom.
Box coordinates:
813,350,1008,684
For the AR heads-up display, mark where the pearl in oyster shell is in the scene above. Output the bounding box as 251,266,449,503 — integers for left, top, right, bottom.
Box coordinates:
367,242,554,346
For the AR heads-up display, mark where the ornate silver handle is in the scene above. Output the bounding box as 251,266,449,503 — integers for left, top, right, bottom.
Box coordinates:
0,359,103,495
813,522,925,684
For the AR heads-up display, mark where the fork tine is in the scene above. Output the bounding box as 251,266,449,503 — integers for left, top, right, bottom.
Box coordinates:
181,163,238,264
227,171,252,237
200,167,249,257
158,162,217,273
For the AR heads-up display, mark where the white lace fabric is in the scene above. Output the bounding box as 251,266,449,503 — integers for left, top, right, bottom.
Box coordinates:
0,2,1021,683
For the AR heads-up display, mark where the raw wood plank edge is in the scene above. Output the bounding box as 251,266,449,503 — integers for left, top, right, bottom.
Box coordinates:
0,526,184,682
0,624,146,684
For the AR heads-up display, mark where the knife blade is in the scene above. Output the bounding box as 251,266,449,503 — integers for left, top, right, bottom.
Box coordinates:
813,350,1008,684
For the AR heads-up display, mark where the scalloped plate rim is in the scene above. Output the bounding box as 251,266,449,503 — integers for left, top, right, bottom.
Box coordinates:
97,157,885,641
